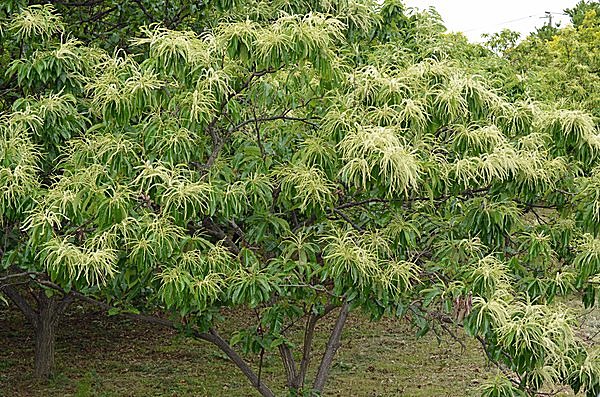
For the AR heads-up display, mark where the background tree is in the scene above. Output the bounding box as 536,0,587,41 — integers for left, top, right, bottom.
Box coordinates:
2,2,600,397
482,29,521,56
566,0,600,28
506,1,600,117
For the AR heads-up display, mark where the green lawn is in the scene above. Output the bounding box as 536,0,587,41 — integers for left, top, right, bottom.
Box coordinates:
1,304,495,397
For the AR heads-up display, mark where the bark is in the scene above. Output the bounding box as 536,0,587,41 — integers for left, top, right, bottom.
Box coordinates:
34,295,58,379
312,301,350,393
281,304,339,392
1,284,37,326
34,291,74,378
278,344,297,389
295,312,320,390
32,291,68,379
1,283,73,379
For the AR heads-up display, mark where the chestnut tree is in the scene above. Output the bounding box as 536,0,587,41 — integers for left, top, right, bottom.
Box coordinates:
2,2,600,396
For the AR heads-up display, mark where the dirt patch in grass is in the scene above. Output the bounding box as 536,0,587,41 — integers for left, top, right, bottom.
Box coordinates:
1,304,491,397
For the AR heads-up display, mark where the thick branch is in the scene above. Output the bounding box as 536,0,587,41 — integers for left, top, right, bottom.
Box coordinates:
202,218,241,255
296,311,319,389
313,300,351,392
279,344,297,388
201,328,276,397
1,285,37,326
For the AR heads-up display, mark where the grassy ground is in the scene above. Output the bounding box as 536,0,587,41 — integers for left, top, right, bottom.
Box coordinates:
1,304,493,397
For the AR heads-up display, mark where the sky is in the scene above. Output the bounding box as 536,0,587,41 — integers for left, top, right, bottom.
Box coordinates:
403,0,580,42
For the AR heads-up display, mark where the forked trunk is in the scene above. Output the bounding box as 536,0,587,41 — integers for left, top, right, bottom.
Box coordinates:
1,285,73,379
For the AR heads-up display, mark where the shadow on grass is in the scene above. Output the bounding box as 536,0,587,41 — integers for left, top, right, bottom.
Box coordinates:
0,304,489,397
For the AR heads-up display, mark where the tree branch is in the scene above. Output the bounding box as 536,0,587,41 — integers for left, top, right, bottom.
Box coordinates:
205,113,317,168
252,105,266,158
204,68,280,166
336,198,392,210
202,218,241,255
56,293,76,319
0,271,42,283
296,310,320,389
1,285,37,326
333,208,363,231
313,300,350,392
130,0,156,22
335,187,492,213
52,0,105,6
514,199,557,210
35,279,175,328
231,115,319,133
279,343,297,388
201,328,276,397
476,336,520,387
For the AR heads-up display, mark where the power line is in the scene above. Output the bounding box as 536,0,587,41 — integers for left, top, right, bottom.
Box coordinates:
462,10,567,34
463,14,538,33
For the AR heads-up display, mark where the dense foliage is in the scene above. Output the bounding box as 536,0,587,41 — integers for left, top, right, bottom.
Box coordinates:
1,1,600,396
504,0,600,117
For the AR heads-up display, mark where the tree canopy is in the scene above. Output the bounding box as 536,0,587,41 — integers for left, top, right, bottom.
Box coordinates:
2,2,600,396
503,1,600,117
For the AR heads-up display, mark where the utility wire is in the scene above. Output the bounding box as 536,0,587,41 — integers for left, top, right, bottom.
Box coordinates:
462,11,567,34
463,15,538,33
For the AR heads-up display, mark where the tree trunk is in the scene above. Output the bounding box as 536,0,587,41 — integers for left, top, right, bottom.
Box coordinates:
312,300,350,393
33,292,59,379
34,312,57,378
1,285,74,380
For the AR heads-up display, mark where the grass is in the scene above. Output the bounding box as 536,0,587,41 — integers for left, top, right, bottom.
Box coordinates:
0,304,493,397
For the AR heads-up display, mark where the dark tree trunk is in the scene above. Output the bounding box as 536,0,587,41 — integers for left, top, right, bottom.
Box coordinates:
33,293,59,379
1,284,73,379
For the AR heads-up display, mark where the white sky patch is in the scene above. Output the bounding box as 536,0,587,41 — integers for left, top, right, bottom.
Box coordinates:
403,0,578,42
